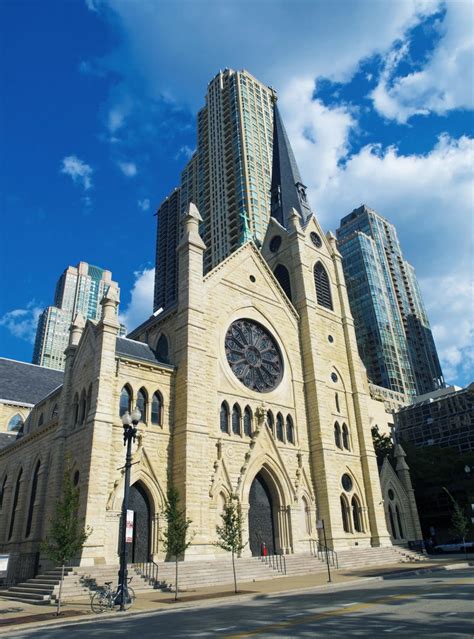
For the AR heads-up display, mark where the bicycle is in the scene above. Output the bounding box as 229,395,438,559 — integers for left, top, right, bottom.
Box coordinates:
90,577,136,613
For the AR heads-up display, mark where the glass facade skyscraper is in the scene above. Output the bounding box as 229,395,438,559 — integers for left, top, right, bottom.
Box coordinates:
154,69,275,312
33,262,122,370
337,205,444,397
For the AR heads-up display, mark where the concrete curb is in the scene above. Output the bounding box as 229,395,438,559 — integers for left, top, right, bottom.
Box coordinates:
3,562,473,636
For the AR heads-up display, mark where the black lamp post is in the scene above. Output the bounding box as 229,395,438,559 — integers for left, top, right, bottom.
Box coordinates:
118,405,141,611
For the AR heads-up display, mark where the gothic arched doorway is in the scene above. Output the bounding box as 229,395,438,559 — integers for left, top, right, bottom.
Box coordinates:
248,473,276,556
128,482,151,563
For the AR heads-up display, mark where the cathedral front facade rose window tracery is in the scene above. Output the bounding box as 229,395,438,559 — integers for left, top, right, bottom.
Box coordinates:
225,319,283,392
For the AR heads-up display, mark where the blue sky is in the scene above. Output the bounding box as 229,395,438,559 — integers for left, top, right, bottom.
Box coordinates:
0,0,473,386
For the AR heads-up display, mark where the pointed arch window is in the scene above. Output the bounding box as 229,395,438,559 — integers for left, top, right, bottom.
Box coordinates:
38,413,44,428
72,393,79,426
119,386,132,417
26,461,41,538
334,422,342,449
351,495,363,532
342,423,350,450
0,475,7,509
86,384,92,419
156,335,169,363
232,404,241,435
79,390,86,424
286,415,294,444
340,494,351,533
314,262,333,310
276,413,284,442
267,410,275,436
151,392,163,426
220,402,230,434
388,504,397,538
51,404,59,420
243,406,252,437
137,388,148,423
7,414,23,432
274,264,292,302
396,505,404,539
8,468,22,540
335,392,340,413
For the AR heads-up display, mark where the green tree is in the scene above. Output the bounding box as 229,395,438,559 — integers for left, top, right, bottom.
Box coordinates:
162,486,193,600
371,426,394,463
215,495,246,593
41,458,92,615
443,487,471,555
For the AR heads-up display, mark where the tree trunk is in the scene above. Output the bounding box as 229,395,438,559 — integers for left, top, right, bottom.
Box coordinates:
232,550,237,594
175,557,178,601
56,565,65,616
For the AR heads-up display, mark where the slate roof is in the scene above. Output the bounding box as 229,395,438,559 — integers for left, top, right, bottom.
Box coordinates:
115,337,169,366
0,358,63,406
270,104,313,228
0,431,17,451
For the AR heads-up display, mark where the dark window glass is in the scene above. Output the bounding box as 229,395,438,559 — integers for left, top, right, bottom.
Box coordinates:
310,231,322,248
274,264,292,301
8,468,23,540
7,414,23,432
220,402,229,433
352,496,362,532
86,385,92,418
0,475,7,509
232,405,241,435
244,407,252,436
331,372,338,383
334,422,342,449
73,394,79,425
51,404,59,419
73,471,80,486
335,393,340,413
267,410,274,435
341,495,350,532
314,262,333,310
156,335,169,363
388,489,395,501
137,388,148,423
151,392,162,426
286,416,294,444
342,424,350,450
388,505,397,538
38,413,44,427
270,236,282,253
120,386,132,417
26,462,41,537
79,391,86,424
396,505,404,538
341,473,353,491
276,413,284,442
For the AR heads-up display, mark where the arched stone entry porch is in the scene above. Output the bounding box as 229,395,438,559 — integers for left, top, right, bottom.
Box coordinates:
249,473,276,555
243,463,294,555
128,482,152,563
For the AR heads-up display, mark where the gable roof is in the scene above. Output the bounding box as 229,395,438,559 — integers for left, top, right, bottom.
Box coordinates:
0,358,63,406
115,337,170,367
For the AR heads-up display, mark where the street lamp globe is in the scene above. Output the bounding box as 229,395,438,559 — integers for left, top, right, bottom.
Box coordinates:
131,406,141,424
121,411,132,427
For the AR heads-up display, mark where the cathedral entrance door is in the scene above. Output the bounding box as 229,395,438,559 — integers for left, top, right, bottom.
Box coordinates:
128,483,151,563
248,473,275,556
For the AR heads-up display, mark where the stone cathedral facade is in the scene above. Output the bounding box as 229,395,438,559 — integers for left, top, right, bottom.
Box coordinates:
0,105,422,582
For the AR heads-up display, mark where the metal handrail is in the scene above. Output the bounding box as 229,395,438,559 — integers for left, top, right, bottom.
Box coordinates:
133,559,160,588
259,551,286,575
315,540,338,569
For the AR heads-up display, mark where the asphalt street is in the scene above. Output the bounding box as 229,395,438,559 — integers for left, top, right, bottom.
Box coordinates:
8,568,474,638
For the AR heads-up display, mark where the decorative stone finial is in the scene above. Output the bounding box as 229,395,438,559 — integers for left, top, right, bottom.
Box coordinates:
69,313,85,346
100,286,120,321
178,202,206,251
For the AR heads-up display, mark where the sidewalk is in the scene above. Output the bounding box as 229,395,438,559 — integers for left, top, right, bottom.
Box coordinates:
1,558,472,634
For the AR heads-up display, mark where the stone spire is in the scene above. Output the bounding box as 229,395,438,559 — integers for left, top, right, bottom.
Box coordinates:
270,101,313,229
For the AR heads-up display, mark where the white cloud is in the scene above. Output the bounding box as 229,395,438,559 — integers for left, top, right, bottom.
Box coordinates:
119,268,155,332
95,0,439,109
174,145,194,161
371,2,474,122
422,276,474,384
0,301,43,344
138,198,150,212
117,161,137,177
60,155,93,190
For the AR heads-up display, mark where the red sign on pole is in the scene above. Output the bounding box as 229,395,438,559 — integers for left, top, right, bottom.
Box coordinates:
125,510,134,543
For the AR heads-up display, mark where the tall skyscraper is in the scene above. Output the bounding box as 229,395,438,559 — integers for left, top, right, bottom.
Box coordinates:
33,262,122,370
336,205,444,396
154,68,275,312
